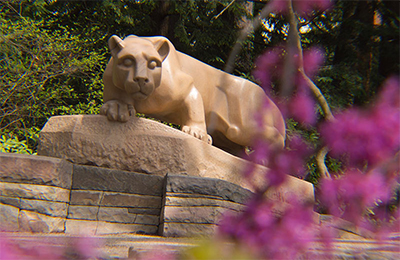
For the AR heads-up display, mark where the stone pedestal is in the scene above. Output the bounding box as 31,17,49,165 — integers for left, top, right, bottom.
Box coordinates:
0,153,252,236
37,115,314,201
1,114,315,236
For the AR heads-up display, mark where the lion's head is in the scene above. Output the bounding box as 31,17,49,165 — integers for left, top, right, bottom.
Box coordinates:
108,35,169,100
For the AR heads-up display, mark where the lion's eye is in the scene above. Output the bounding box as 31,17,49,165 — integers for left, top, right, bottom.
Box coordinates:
123,58,134,67
148,60,158,70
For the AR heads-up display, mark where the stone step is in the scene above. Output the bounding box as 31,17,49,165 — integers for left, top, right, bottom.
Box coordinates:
3,231,399,259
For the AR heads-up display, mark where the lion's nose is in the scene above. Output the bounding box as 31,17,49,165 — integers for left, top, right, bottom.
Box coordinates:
134,66,149,84
133,77,149,84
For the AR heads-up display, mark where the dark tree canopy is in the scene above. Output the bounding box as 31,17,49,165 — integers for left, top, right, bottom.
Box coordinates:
0,0,398,155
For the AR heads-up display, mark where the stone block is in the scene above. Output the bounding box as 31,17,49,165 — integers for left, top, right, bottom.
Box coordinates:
72,164,164,196
18,210,65,233
65,219,98,235
162,206,232,224
0,202,19,231
96,221,158,235
165,174,253,204
127,208,161,216
0,182,70,202
0,196,68,218
100,192,162,208
66,218,158,235
70,190,103,206
38,115,189,175
67,205,99,220
160,222,217,237
165,195,244,212
98,207,159,225
0,152,73,189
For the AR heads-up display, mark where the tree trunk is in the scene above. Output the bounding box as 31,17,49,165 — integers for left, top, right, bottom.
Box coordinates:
378,0,400,79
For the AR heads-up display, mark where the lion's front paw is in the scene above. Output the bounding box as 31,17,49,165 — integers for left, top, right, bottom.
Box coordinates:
100,100,135,122
182,125,212,144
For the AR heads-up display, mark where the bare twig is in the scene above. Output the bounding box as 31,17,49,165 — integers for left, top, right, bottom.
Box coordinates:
225,2,275,73
0,0,24,19
286,0,334,179
316,146,331,179
212,0,236,21
1,54,36,107
286,0,334,121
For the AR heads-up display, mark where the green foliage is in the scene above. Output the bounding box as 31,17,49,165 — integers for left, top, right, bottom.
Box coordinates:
299,0,399,108
0,134,34,154
286,119,343,186
0,0,397,192
0,0,251,153
0,1,106,152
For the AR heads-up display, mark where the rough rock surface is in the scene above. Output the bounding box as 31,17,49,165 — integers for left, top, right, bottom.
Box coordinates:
159,174,251,237
0,153,254,236
37,115,314,201
0,152,73,189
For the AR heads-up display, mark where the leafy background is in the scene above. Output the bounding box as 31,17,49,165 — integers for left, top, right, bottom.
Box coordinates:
0,0,398,186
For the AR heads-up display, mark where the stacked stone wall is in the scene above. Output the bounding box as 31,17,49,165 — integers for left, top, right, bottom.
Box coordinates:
0,152,253,236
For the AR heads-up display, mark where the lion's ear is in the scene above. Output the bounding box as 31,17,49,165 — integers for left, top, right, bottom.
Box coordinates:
153,39,170,62
108,35,125,57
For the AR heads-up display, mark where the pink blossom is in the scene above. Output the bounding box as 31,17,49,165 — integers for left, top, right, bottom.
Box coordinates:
287,92,316,125
254,47,324,126
320,79,400,168
320,170,392,225
136,250,177,260
219,196,315,259
247,135,313,187
0,233,102,260
376,76,400,109
270,0,332,15
0,234,63,260
303,47,325,79
70,235,102,259
293,0,332,15
253,47,283,93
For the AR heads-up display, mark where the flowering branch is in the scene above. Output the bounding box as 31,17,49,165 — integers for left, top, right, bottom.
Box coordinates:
284,0,334,180
286,0,334,121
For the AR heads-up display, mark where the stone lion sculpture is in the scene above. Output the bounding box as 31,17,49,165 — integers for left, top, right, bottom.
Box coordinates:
101,35,285,155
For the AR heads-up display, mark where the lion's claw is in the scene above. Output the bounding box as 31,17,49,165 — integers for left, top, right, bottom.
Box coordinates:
182,125,212,144
100,100,135,122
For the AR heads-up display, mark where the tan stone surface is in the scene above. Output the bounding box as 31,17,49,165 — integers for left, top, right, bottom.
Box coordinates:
96,221,158,235
162,206,233,224
100,192,162,208
67,205,99,220
98,207,159,225
0,182,70,202
65,219,158,236
38,115,314,205
18,210,65,233
65,219,98,235
165,195,244,212
0,202,20,231
70,190,162,208
0,152,73,189
161,222,217,237
70,190,103,206
0,196,68,218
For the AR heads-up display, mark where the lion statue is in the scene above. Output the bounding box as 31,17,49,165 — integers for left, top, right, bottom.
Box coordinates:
101,35,285,155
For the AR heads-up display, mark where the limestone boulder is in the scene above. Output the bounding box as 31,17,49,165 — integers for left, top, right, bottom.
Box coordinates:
37,115,314,203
